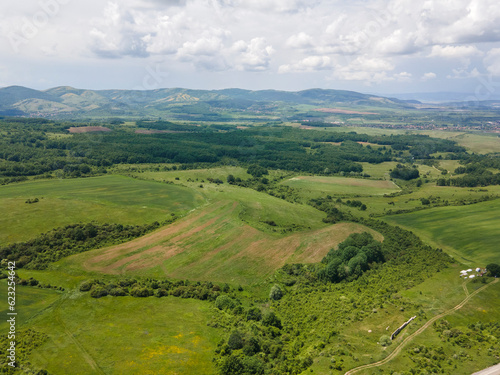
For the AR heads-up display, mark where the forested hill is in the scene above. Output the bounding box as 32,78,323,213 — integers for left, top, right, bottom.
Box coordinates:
0,85,413,118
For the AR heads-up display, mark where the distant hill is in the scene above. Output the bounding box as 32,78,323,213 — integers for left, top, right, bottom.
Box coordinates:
0,85,417,119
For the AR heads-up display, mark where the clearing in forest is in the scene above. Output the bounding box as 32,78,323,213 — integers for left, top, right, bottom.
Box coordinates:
282,175,400,196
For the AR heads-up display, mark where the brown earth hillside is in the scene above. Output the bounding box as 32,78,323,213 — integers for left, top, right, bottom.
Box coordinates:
80,201,382,284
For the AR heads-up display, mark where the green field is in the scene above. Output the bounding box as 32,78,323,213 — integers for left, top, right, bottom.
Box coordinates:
0,175,205,244
281,175,401,196
0,286,218,375
59,190,381,284
384,198,500,265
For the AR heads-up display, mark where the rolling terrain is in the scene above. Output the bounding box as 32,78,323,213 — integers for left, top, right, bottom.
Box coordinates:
1,105,500,374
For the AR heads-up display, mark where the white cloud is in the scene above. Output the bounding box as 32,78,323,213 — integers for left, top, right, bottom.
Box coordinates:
484,48,500,76
233,37,274,71
3,0,500,91
429,45,482,59
331,56,396,83
421,72,436,81
376,30,418,55
286,32,314,49
395,71,412,82
279,55,332,73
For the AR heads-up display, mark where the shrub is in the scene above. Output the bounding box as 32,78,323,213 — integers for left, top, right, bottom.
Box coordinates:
108,287,127,296
262,311,282,329
79,280,94,292
379,335,392,346
269,284,283,301
227,330,244,350
215,295,236,310
246,307,262,321
90,286,108,298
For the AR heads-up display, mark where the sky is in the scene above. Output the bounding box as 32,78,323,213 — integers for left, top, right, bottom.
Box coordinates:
1,0,500,96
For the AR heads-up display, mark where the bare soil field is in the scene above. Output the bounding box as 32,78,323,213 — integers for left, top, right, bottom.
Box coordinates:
314,108,379,115
68,126,112,133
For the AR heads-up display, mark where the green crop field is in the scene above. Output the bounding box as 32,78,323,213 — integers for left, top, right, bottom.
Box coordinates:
14,291,218,375
384,198,500,266
281,175,401,196
0,175,205,244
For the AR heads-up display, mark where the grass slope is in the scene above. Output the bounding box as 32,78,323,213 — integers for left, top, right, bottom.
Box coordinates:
65,198,380,285
24,292,218,375
0,175,204,244
384,198,500,265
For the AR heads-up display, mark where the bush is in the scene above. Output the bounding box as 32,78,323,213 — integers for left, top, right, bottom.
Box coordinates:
131,287,153,297
227,330,244,350
379,335,392,346
246,307,262,321
262,311,282,329
90,286,108,298
79,280,94,292
215,295,237,310
109,287,128,296
486,263,500,277
219,354,245,375
269,284,283,301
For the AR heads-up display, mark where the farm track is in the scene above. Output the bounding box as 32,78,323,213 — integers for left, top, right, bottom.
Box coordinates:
344,278,499,375
54,296,105,375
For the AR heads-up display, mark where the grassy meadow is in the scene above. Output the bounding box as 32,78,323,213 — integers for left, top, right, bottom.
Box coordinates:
0,175,205,244
384,198,500,265
0,286,219,375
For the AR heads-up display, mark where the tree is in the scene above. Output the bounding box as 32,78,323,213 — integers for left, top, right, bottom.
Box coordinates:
262,311,282,329
247,164,268,178
486,263,500,277
215,295,236,310
246,307,262,321
269,284,283,300
379,335,392,346
227,174,235,184
227,330,244,350
219,354,244,375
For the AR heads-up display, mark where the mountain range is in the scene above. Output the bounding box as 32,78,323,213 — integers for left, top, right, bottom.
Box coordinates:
0,85,417,119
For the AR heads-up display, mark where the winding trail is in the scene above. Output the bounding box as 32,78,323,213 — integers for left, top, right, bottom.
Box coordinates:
344,278,498,375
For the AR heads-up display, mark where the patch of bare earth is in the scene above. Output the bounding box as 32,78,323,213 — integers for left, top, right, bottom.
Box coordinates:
134,129,186,134
294,176,396,189
314,108,378,115
68,126,112,133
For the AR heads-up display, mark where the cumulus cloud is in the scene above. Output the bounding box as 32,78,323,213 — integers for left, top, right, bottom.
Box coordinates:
216,0,312,13
421,72,437,81
429,45,482,59
3,0,500,90
89,2,150,58
279,55,332,73
331,56,396,83
233,37,274,71
484,48,500,76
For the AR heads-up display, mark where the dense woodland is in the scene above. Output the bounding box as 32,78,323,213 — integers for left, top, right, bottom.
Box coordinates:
0,118,472,183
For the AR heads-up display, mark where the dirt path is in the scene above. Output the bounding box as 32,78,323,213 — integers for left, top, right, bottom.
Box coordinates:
462,280,470,296
344,278,499,375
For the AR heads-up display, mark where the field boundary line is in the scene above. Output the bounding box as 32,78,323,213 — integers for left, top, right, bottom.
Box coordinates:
344,278,498,375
